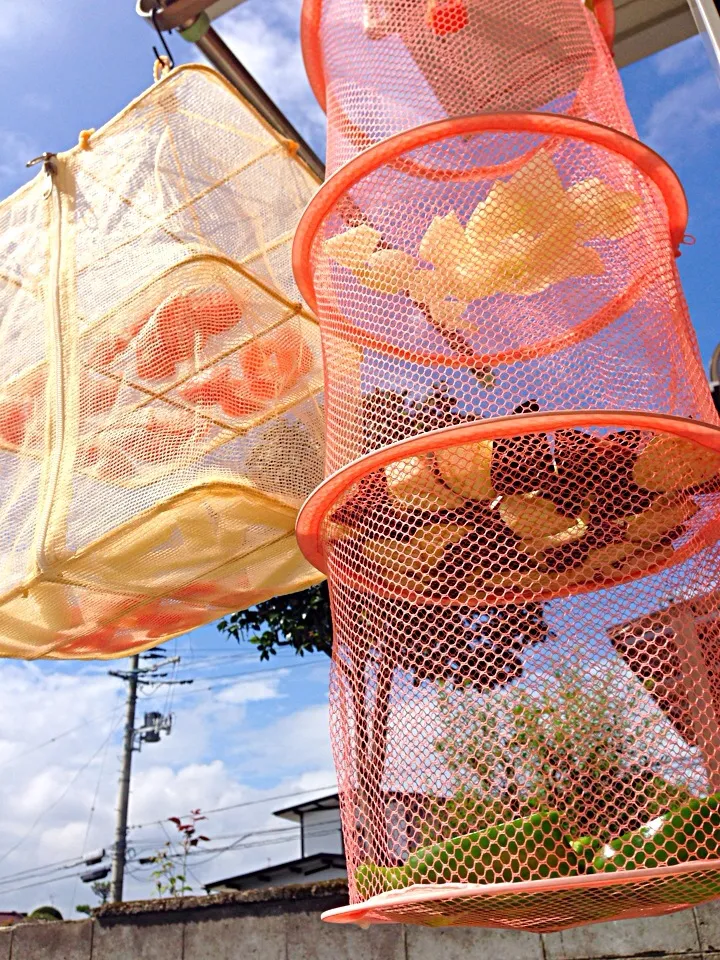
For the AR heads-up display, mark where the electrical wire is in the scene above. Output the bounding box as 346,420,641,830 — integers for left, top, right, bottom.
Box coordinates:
0,821,341,895
127,783,337,831
134,660,329,701
0,718,123,869
0,702,123,772
68,703,124,913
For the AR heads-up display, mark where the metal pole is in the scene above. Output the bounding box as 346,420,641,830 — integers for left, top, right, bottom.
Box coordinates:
195,28,326,181
111,654,139,902
711,342,720,416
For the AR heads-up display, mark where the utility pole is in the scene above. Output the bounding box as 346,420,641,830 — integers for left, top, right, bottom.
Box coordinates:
110,654,139,903
108,652,192,902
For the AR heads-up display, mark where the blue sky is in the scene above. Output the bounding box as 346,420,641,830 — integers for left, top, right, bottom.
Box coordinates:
0,0,719,918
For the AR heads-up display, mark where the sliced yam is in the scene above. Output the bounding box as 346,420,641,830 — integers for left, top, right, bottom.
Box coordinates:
442,248,496,301
483,229,540,296
385,455,466,511
410,521,470,559
466,535,675,601
406,268,466,308
625,496,698,542
430,298,472,332
616,540,675,578
406,268,442,304
580,539,637,574
500,493,582,540
567,177,641,241
361,249,417,294
633,435,720,493
418,212,472,271
435,441,494,500
540,232,605,289
322,224,381,271
523,513,590,553
364,522,469,583
498,224,604,297
466,154,567,246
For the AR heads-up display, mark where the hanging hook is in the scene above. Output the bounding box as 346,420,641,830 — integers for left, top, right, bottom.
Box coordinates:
151,4,175,70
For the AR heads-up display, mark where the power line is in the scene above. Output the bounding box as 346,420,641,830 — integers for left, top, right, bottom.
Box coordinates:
127,783,337,831
0,721,121,870
69,702,124,913
0,703,123,772
0,820,340,893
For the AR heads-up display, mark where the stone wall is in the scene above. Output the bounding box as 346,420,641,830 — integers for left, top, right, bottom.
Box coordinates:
4,881,720,960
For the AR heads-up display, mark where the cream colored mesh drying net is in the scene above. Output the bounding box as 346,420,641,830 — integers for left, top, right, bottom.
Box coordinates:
293,0,720,934
0,65,324,659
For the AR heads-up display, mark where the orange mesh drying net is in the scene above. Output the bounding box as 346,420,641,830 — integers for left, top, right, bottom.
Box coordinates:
302,0,632,174
294,0,720,933
0,65,324,659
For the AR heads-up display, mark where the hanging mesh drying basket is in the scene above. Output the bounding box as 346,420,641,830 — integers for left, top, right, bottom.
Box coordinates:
0,65,325,659
293,26,720,933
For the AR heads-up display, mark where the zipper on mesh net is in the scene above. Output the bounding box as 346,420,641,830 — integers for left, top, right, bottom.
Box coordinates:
33,154,67,573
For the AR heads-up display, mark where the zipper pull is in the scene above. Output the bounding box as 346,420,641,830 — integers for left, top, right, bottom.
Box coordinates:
26,151,57,199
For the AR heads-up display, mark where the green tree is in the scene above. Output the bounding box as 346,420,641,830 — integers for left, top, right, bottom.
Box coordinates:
76,880,110,915
28,906,63,921
431,666,690,846
217,582,332,659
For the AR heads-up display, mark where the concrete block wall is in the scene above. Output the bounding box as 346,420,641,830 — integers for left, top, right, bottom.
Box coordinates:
4,889,720,960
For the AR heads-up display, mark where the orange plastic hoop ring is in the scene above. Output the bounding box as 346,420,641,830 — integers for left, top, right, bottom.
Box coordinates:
296,410,720,575
324,84,558,183
306,269,654,371
322,858,720,928
302,0,327,112
292,113,689,313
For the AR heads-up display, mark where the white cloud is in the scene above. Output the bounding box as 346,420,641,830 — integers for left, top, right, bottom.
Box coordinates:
215,674,286,704
653,35,707,77
240,702,333,775
0,659,334,917
642,69,720,159
0,2,56,43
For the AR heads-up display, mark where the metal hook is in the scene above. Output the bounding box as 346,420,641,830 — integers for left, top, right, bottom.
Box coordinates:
151,4,175,70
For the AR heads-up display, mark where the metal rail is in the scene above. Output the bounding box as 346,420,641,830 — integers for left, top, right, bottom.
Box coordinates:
137,2,326,180
196,28,325,180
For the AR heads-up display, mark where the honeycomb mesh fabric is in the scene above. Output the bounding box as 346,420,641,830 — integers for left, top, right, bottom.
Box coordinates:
304,124,709,474
0,65,325,660
319,422,720,929
302,0,635,174
293,0,720,930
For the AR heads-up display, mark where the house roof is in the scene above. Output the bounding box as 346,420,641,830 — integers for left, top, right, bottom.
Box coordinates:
205,853,346,892
0,912,26,927
272,792,339,823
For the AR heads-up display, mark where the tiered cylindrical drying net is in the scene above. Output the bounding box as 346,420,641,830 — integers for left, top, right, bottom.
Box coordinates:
0,65,324,659
294,0,720,932
302,0,631,174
